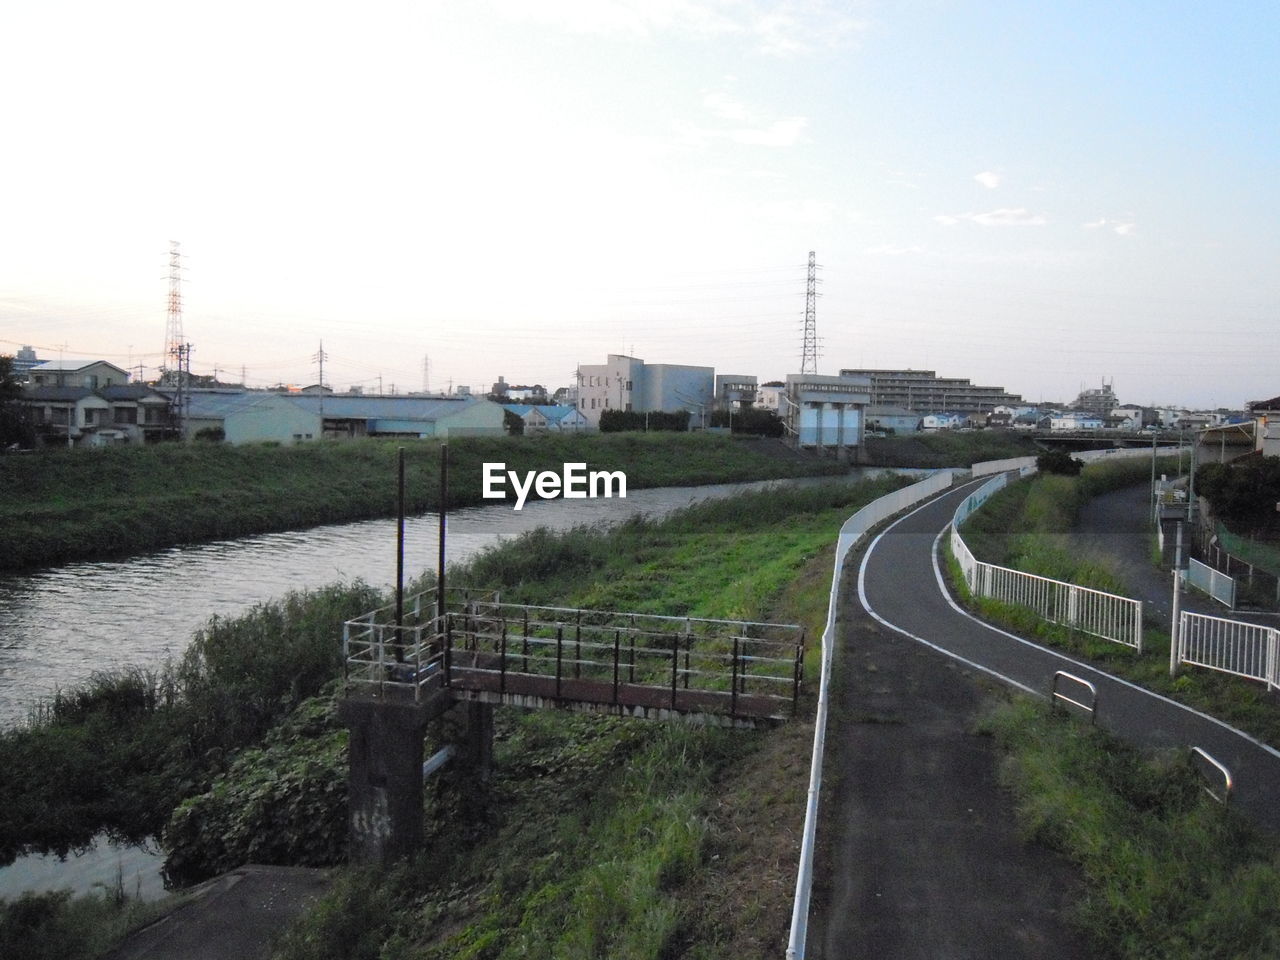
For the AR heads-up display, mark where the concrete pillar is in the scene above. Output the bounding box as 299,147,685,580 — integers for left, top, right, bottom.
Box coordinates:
462,701,495,783
339,693,446,864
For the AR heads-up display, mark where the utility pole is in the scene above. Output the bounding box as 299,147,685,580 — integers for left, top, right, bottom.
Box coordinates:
313,340,328,427
1170,521,1184,677
801,250,819,375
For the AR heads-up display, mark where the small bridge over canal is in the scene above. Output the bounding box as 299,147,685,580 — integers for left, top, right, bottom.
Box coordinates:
338,587,806,862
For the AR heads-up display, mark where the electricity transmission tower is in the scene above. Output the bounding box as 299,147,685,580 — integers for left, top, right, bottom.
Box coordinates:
800,250,820,375
161,241,185,385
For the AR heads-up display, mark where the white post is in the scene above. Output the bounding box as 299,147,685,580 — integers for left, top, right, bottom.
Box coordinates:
1170,521,1184,677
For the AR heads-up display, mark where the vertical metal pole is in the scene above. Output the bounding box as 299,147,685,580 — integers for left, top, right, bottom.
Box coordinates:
437,443,448,621
499,621,508,694
395,447,406,663
612,630,620,704
575,609,582,679
555,624,564,699
731,637,739,719
522,608,530,673
1171,521,1184,677
629,633,636,683
443,616,452,686
793,642,803,716
670,634,679,708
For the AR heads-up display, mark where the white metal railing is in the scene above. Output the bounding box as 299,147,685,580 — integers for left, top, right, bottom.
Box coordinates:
1183,558,1236,608
1176,611,1279,691
950,482,1144,651
787,469,955,960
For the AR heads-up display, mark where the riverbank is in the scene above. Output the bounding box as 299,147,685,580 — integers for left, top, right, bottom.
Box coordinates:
0,433,844,571
0,476,907,959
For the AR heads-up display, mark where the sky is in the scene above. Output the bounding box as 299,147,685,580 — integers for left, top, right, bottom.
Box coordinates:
1,0,1276,409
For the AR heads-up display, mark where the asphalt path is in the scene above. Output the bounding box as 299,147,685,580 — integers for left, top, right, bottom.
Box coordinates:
859,478,1280,833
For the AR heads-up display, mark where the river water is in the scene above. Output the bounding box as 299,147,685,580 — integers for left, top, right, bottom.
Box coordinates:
1,472,892,903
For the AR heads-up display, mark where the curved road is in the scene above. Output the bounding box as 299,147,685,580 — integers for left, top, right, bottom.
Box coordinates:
859,478,1280,831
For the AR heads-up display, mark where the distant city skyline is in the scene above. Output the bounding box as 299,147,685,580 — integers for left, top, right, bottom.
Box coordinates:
2,1,1275,410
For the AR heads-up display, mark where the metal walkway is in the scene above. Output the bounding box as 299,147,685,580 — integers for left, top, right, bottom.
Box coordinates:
343,590,806,728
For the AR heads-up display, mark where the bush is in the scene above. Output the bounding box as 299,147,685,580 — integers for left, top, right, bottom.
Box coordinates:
1036,448,1083,475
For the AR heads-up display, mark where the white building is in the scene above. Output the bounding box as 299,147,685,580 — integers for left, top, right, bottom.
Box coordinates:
575,354,715,427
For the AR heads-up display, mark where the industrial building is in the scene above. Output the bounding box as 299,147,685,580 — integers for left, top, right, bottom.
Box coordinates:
574,354,715,428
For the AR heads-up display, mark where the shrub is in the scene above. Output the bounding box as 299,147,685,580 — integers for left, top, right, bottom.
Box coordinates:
1036,448,1083,475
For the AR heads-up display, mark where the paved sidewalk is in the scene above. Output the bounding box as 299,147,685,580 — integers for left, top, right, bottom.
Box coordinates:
102,865,332,960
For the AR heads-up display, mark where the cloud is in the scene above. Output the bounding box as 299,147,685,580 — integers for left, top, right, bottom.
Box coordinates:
936,207,1047,227
490,1,868,55
865,244,925,256
970,207,1046,226
1083,218,1136,235
702,89,751,122
731,116,807,147
974,170,1000,189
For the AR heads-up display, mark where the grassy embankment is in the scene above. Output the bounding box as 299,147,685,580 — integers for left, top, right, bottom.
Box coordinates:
0,474,910,960
862,430,1040,468
951,454,1280,747
0,433,846,570
979,697,1280,959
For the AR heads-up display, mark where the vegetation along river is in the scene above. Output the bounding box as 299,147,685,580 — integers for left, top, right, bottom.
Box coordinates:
0,473,920,729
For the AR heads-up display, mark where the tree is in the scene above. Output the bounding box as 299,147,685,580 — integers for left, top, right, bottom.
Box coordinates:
1196,457,1280,534
502,409,525,436
1036,448,1083,475
0,356,34,449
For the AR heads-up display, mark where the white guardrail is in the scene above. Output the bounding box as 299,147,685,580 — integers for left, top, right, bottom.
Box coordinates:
950,479,1144,651
1183,558,1236,608
1177,611,1280,691
786,468,954,960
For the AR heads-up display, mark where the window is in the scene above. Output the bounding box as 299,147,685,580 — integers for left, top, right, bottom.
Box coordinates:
114,407,137,424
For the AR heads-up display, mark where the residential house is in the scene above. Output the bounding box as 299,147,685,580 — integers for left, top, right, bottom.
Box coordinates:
922,412,967,431
503,404,589,433
22,372,172,447
1049,413,1104,431
867,405,921,435
28,359,129,390
1249,396,1280,458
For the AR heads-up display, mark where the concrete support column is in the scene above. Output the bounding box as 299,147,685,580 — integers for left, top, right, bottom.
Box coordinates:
462,701,494,783
339,694,445,864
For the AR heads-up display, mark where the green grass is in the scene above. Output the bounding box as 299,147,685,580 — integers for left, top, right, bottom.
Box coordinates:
0,433,846,570
981,697,1280,959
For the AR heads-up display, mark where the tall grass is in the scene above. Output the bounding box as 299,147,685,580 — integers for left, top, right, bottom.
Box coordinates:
982,697,1280,959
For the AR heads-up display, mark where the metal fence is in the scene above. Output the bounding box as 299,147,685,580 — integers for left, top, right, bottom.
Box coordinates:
1184,557,1236,608
344,594,805,721
1177,610,1280,691
950,481,1144,651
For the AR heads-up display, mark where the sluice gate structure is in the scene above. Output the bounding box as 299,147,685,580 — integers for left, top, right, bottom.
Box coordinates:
339,586,806,862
